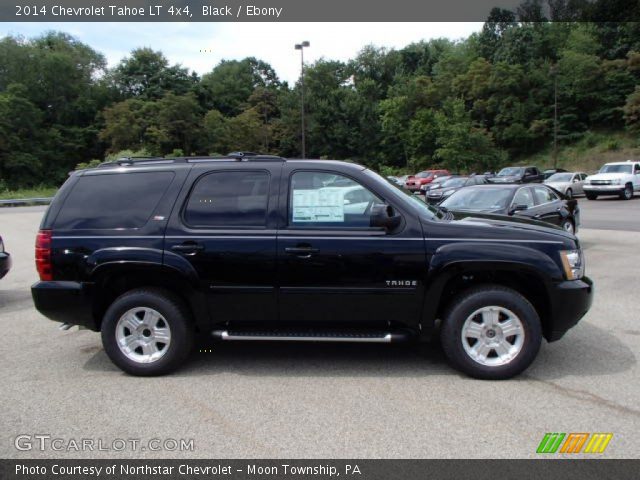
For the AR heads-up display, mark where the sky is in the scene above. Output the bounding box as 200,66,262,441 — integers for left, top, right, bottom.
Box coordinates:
0,22,483,84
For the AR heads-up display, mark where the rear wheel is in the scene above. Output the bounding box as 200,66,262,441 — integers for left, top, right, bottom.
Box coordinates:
440,285,542,380
101,288,194,376
620,183,633,200
586,192,598,200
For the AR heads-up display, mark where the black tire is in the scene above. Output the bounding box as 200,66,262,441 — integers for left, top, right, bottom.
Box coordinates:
561,218,575,234
620,183,633,200
585,192,598,200
101,288,194,376
565,188,573,199
440,285,542,380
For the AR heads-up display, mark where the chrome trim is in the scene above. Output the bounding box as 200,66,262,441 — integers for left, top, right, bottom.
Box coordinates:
218,331,393,343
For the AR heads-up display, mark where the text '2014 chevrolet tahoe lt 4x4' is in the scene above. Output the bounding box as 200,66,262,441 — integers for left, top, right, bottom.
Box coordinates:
32,155,593,379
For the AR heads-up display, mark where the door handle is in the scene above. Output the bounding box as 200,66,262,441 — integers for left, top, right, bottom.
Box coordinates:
285,246,319,258
171,243,204,254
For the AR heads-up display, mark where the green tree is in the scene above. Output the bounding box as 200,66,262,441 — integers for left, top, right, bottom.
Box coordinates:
112,48,196,100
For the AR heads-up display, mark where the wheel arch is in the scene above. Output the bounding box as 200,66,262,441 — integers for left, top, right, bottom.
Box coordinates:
89,262,208,333
422,244,560,341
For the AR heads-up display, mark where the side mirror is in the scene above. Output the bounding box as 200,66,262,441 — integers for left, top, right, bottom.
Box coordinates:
509,204,529,215
370,204,402,231
573,178,580,183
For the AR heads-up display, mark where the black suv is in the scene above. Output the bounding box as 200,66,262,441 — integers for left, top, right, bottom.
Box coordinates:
32,155,593,379
489,166,544,184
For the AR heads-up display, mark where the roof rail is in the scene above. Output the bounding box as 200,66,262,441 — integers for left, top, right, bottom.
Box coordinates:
96,153,286,168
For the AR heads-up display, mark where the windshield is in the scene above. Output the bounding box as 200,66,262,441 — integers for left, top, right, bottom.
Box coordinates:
415,171,434,179
497,167,523,177
441,187,512,212
441,177,467,188
599,164,632,174
547,173,573,182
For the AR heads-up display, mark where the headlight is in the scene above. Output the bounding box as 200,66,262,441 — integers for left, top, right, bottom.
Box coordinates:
0,238,3,252
612,179,621,185
560,249,585,280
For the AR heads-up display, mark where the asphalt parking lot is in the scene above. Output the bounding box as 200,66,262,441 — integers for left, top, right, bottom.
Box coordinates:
1,199,639,459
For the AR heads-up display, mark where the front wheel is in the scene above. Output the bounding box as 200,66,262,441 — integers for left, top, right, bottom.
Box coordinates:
561,219,575,234
565,188,573,199
101,288,194,376
620,184,633,200
440,285,542,380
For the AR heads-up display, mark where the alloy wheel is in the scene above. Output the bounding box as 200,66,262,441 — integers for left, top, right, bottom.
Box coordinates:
461,306,525,367
115,307,171,364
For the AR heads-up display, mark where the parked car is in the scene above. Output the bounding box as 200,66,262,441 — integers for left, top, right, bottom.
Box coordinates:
0,235,11,279
32,154,592,379
405,169,450,194
440,184,580,234
426,175,490,204
489,166,544,184
387,176,403,186
543,168,568,180
419,175,453,194
544,172,587,198
583,160,640,200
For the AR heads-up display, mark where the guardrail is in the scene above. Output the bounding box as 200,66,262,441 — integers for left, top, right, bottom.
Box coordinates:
0,197,53,207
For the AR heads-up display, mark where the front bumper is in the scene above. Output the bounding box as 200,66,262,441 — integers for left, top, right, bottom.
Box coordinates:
0,252,11,279
583,185,624,194
31,281,98,330
546,276,594,341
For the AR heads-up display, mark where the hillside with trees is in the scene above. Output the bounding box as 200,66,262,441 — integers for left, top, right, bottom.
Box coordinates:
1,0,640,191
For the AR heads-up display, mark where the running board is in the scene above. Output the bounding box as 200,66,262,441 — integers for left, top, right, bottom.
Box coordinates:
211,329,411,343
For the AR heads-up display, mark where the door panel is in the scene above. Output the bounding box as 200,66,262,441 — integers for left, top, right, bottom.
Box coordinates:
165,164,280,328
277,168,427,329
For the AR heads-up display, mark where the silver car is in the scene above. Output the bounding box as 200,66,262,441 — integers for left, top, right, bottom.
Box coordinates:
544,172,587,198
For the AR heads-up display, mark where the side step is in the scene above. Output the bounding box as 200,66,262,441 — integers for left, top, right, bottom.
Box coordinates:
211,329,412,343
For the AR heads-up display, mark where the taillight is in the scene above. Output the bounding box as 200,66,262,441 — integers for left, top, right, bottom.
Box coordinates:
35,229,53,281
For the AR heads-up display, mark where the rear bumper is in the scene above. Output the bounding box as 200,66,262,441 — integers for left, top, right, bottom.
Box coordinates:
546,276,594,342
31,281,98,331
0,252,11,279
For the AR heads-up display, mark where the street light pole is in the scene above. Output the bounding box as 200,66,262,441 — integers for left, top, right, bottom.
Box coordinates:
550,64,558,169
295,41,310,159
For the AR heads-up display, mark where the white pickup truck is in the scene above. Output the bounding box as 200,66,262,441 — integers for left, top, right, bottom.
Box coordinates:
583,160,640,200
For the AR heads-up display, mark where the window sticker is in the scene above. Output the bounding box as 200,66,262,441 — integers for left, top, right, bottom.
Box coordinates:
292,188,346,222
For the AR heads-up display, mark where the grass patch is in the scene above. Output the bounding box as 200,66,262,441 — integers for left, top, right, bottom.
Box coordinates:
517,131,640,173
0,186,58,200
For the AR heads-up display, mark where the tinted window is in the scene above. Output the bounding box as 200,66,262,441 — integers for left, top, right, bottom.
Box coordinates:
289,172,382,228
184,171,269,228
532,186,558,204
55,172,174,230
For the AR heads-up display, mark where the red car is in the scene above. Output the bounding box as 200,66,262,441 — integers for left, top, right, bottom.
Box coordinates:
405,169,450,194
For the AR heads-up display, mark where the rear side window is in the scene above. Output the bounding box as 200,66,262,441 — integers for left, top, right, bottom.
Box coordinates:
533,186,558,204
184,171,269,228
54,172,174,230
